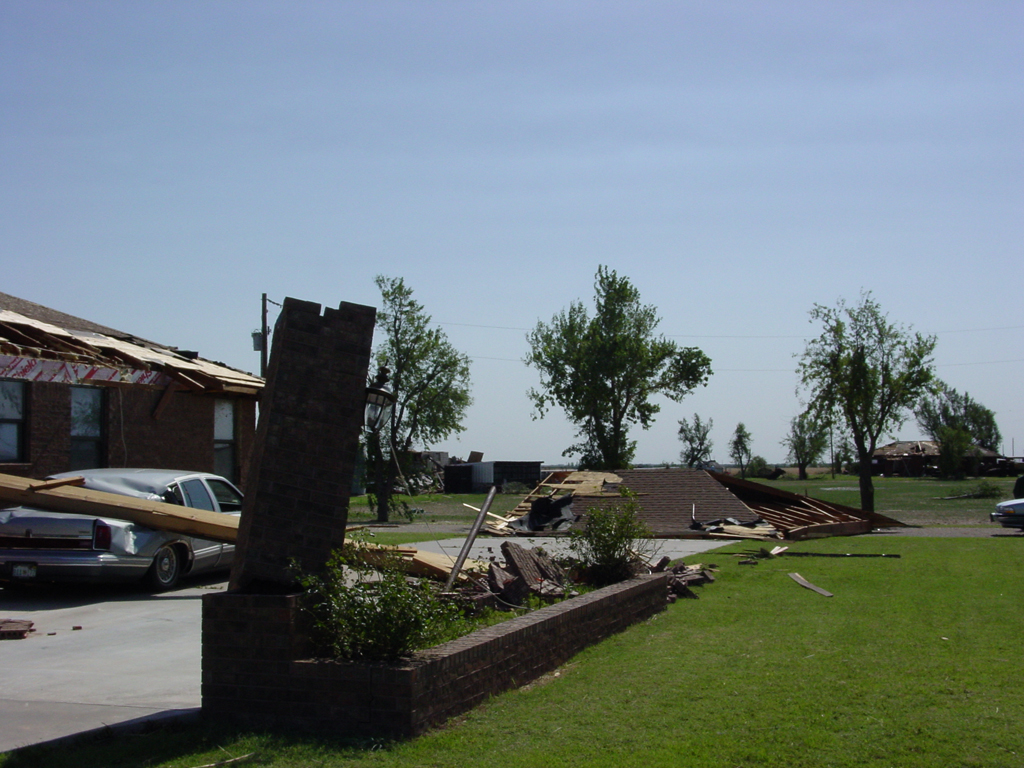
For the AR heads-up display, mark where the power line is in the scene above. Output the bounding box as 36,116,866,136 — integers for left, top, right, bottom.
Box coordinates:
467,355,1024,370
441,321,1024,340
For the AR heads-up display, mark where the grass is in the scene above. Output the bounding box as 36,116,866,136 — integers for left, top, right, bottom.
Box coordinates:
5,535,1023,768
346,491,523,526
751,474,1018,526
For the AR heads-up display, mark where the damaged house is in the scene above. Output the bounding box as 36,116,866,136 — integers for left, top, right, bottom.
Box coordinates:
871,440,1001,477
489,467,903,540
0,293,262,485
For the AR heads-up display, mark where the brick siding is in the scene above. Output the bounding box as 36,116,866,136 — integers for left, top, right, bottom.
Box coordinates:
2,381,256,488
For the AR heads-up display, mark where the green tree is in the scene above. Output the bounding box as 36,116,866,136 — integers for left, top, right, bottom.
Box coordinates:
525,266,712,470
729,422,752,478
746,455,773,479
915,383,1001,452
677,413,714,468
797,291,936,512
935,426,975,479
782,411,829,480
369,276,472,522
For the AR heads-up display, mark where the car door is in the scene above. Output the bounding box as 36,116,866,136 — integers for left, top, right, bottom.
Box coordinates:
203,477,243,567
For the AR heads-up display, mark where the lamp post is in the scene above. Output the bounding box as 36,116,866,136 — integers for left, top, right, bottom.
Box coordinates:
364,366,396,432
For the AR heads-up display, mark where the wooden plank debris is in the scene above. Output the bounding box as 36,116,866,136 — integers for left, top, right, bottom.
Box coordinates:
788,572,833,597
347,540,488,583
0,619,34,640
0,471,238,543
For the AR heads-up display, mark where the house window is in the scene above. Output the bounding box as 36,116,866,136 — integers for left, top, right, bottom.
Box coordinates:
213,399,236,481
0,380,26,463
70,386,105,470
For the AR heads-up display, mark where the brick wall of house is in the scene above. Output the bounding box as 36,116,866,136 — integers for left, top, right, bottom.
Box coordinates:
2,381,256,486
202,573,669,738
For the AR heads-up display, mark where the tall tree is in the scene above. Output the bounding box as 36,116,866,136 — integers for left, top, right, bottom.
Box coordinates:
781,411,829,480
729,422,752,478
915,382,1001,452
525,266,712,470
369,276,472,522
678,413,714,468
798,291,936,511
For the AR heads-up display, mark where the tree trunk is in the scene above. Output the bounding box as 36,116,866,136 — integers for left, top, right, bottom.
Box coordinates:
797,463,809,481
858,457,875,512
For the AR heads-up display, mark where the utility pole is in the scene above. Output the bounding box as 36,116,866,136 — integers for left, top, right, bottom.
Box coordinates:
260,292,269,378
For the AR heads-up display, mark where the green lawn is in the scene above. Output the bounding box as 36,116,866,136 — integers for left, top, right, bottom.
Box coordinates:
6,535,1023,768
346,491,523,526
752,474,1017,526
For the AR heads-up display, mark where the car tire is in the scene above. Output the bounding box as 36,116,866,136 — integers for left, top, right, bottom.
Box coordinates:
145,545,183,591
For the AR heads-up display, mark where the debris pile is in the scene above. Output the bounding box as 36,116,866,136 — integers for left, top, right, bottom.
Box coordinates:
665,562,717,602
0,618,34,640
691,517,781,540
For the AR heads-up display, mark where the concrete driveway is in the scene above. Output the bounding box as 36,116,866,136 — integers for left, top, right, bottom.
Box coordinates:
0,576,226,752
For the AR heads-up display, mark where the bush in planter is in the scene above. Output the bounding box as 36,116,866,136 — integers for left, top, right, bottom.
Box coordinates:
569,487,654,586
295,545,463,662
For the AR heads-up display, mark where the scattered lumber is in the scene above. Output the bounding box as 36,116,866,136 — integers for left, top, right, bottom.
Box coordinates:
788,572,833,597
347,540,488,583
666,563,716,598
708,524,781,541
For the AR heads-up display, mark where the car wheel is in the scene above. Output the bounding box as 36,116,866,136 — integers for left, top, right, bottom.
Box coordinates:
145,545,183,591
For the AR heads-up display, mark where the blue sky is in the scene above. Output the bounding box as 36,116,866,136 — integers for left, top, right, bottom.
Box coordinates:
3,1,1021,465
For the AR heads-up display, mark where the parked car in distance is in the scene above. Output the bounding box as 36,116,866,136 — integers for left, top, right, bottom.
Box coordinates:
991,498,1024,531
0,468,243,591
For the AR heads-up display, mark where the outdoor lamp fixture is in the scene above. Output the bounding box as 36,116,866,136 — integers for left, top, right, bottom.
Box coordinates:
364,366,396,432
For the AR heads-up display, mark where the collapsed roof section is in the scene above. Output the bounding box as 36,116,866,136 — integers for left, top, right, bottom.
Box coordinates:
0,293,262,396
490,467,904,540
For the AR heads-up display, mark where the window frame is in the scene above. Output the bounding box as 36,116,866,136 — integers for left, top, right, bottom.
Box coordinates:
213,399,237,483
69,385,106,471
0,379,27,464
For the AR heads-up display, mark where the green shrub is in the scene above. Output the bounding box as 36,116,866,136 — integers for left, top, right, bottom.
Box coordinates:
746,455,770,478
970,479,1003,499
569,487,654,586
501,481,532,495
295,545,463,662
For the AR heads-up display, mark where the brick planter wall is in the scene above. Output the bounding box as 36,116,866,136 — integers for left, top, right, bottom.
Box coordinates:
203,572,668,739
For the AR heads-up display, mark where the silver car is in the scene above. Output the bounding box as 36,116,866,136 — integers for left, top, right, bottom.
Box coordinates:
0,468,242,591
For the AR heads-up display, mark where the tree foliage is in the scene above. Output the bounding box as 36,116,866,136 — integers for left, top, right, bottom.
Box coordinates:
782,411,829,480
525,266,712,470
798,291,936,511
729,422,752,478
915,382,1001,453
369,276,472,521
678,413,714,468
